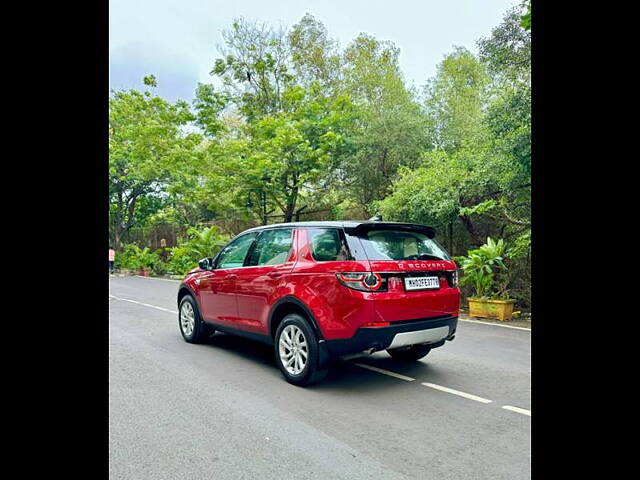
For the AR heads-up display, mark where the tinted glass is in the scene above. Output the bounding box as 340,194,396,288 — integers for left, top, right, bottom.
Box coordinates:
247,229,293,266
309,228,351,262
216,233,257,269
359,230,449,261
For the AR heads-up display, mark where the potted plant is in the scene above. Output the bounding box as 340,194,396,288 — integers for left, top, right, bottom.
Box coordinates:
459,237,515,321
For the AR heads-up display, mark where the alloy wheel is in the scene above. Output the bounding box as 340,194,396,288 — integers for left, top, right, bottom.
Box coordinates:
279,325,308,375
180,301,195,337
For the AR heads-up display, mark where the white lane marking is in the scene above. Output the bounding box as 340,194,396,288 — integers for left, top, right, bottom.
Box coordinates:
110,295,178,315
134,275,181,283
421,382,493,404
502,405,531,416
353,363,415,382
459,318,530,331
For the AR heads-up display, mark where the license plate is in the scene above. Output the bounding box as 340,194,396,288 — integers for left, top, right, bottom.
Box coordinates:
404,276,440,291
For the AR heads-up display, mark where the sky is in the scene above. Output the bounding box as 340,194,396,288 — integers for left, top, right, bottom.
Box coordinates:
109,0,519,102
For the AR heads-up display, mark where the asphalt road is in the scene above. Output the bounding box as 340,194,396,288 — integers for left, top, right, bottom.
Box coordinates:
109,276,531,480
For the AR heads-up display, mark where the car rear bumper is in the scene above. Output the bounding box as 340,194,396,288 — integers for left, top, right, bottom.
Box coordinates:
322,314,457,359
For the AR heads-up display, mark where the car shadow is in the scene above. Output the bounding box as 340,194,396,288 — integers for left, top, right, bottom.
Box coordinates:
202,332,276,368
200,332,448,392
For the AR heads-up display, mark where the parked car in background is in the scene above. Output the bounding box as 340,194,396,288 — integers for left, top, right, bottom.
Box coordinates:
177,221,460,386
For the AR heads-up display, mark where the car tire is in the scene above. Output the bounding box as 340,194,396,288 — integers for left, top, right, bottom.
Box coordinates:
274,313,328,386
179,295,213,344
387,343,432,361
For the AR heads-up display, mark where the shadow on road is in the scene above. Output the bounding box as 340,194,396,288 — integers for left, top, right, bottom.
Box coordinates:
199,331,447,392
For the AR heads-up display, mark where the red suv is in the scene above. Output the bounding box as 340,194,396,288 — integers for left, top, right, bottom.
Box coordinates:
177,221,459,385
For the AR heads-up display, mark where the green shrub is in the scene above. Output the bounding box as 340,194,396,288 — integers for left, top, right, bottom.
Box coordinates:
458,237,511,300
152,260,167,276
135,247,159,271
165,226,230,275
115,244,142,270
181,226,229,259
115,244,159,272
166,246,198,275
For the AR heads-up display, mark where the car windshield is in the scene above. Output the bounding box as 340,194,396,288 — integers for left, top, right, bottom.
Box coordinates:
358,229,450,261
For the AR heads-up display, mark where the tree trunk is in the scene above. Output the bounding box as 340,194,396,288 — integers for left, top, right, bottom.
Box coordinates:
459,215,483,247
284,186,298,223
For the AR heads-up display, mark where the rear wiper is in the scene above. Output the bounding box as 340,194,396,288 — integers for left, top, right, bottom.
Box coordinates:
416,254,444,261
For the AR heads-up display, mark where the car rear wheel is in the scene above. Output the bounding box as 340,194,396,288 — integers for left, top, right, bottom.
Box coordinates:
387,343,432,361
179,295,212,343
275,313,327,386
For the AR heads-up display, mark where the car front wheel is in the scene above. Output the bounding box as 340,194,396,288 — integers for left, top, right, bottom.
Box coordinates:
387,343,432,361
179,295,212,343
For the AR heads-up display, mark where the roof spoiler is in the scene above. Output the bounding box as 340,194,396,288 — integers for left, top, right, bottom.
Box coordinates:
346,222,436,239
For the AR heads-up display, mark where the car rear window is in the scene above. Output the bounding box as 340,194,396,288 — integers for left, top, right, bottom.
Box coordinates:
308,228,351,262
357,229,450,261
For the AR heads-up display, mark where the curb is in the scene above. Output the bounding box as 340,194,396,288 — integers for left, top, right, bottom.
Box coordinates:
458,314,531,331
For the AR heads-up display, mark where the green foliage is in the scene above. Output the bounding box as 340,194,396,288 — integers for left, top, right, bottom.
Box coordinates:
181,226,230,259
115,244,159,271
166,246,198,275
521,1,531,31
164,226,230,275
193,83,227,138
288,13,342,89
109,78,201,246
478,6,531,86
424,47,490,151
211,17,294,121
507,230,531,259
136,247,160,270
459,237,510,299
114,244,141,270
206,83,356,223
340,34,431,209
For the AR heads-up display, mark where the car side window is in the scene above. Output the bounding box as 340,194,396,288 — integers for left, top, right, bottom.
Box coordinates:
215,233,257,269
246,229,293,267
308,228,351,262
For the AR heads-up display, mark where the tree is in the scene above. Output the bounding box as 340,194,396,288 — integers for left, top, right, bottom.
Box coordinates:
213,83,356,223
478,5,531,86
340,34,431,210
423,46,490,152
109,76,200,246
211,17,294,121
380,42,530,251
288,13,342,90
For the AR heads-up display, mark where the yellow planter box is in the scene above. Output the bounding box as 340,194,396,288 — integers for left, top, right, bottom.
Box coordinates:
468,298,515,321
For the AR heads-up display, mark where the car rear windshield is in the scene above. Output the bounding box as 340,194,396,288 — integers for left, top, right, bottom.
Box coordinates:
357,229,450,261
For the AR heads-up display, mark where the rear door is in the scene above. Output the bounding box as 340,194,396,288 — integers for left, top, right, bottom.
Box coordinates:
346,226,459,322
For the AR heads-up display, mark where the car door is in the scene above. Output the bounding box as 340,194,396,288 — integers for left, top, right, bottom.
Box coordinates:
234,228,296,334
199,232,257,327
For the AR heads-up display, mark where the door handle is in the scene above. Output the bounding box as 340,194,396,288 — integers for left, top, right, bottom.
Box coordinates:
227,273,238,279
267,271,282,278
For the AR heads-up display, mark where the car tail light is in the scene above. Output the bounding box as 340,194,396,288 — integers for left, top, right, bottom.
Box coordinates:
336,272,386,292
447,269,459,287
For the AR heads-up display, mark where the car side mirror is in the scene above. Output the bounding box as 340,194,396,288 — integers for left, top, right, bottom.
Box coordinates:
198,258,212,270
